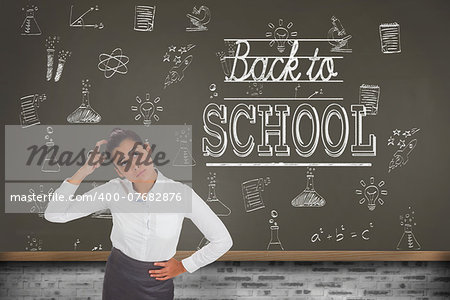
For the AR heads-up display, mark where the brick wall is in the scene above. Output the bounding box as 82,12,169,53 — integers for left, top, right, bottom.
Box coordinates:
0,261,449,299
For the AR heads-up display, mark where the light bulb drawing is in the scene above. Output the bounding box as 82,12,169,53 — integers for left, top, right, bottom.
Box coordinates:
265,19,297,53
355,176,388,211
131,93,163,126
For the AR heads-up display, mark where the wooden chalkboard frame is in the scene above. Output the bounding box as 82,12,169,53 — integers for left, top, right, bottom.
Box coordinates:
1,251,450,261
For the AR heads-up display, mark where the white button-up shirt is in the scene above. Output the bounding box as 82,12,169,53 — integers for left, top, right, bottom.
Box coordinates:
44,168,233,273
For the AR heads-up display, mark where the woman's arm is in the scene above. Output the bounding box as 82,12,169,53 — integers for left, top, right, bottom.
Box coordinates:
44,139,113,223
181,185,233,273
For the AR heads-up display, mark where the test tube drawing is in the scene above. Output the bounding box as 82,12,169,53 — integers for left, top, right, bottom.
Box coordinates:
359,84,380,115
20,2,42,35
19,93,46,128
241,177,271,213
379,22,401,54
134,5,156,31
267,210,284,250
54,50,71,82
45,36,59,81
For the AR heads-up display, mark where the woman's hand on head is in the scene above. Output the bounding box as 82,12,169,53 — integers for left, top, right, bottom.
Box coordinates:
69,139,108,185
149,258,187,280
80,139,108,176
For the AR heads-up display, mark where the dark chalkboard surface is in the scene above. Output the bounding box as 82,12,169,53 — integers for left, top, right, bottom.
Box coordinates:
1,0,450,257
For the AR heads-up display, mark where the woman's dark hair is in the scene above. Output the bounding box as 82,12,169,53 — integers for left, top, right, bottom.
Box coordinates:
105,127,143,156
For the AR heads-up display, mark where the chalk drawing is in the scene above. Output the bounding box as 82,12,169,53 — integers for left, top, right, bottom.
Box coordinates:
327,16,352,53
291,167,325,207
134,5,156,31
311,222,374,244
355,176,388,211
206,172,231,216
267,210,284,250
20,1,41,35
186,6,211,32
379,22,401,54
387,128,420,173
265,19,298,53
130,92,163,127
19,93,46,128
69,5,104,29
242,177,270,212
173,126,196,166
67,79,101,123
397,206,421,250
98,48,129,78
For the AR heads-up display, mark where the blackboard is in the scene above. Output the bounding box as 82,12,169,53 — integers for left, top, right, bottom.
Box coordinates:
1,0,450,260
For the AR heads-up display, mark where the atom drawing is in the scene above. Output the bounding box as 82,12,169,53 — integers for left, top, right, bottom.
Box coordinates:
97,47,129,78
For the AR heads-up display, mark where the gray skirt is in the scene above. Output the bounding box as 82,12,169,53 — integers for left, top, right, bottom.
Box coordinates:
102,247,174,300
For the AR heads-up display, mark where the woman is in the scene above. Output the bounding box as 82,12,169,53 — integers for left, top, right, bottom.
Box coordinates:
44,127,233,300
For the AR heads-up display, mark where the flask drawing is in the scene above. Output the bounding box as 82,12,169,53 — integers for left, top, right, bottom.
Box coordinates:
267,225,284,250
41,126,60,173
173,128,195,166
206,172,231,216
267,210,284,250
20,3,42,35
396,207,421,250
67,79,101,123
291,167,326,207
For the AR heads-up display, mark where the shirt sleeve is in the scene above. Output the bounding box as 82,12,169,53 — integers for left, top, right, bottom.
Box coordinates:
44,178,116,223
181,185,233,273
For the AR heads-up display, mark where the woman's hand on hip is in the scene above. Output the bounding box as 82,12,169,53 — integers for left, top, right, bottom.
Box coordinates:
149,258,187,280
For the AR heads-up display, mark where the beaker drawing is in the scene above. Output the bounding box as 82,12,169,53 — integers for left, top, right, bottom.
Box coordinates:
20,3,42,35
267,225,284,250
206,173,231,216
291,167,326,207
173,139,195,166
396,207,421,250
396,224,421,250
67,80,101,123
